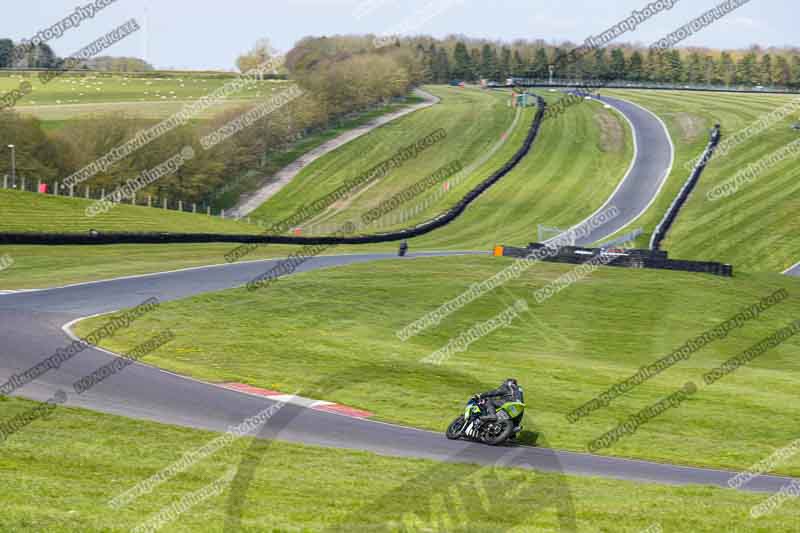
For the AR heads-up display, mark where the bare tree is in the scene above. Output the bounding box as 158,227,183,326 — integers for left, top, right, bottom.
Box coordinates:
236,38,278,79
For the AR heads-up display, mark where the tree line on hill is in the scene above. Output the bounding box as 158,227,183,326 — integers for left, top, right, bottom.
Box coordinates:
3,33,800,213
0,38,154,71
408,36,800,88
0,39,58,69
0,36,420,209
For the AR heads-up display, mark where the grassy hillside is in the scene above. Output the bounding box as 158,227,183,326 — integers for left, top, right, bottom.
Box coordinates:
0,189,262,235
211,96,424,210
250,87,632,252
410,90,633,249
2,395,794,532
249,86,521,227
77,256,800,475
603,90,800,272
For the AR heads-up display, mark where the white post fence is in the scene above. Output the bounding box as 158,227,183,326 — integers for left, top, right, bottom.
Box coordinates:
1,175,269,227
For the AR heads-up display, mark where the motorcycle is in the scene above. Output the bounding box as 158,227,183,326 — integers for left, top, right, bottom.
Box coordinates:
446,396,525,445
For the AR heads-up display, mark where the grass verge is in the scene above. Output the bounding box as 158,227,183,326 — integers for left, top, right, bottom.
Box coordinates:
0,243,400,290
248,86,519,227
0,189,262,235
1,395,796,532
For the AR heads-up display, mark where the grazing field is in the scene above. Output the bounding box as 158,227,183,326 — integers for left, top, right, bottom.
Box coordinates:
2,71,284,115
2,395,795,532
2,71,288,123
76,255,800,476
603,90,800,272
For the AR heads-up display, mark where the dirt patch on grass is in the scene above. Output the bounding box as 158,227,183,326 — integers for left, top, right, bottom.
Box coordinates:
676,112,706,142
594,109,624,153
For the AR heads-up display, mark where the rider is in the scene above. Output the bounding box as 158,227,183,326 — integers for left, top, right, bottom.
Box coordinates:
475,378,524,423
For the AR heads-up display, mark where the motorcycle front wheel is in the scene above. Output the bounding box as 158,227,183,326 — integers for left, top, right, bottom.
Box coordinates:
446,416,466,440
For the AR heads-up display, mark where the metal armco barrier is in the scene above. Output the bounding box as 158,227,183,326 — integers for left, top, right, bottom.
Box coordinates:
0,97,547,246
651,125,723,251
508,79,800,96
502,243,733,278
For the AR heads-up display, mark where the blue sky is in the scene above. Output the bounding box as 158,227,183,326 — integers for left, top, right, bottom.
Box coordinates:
3,0,794,70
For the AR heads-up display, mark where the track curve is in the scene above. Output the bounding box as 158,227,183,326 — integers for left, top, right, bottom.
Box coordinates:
1,251,797,494
548,93,674,246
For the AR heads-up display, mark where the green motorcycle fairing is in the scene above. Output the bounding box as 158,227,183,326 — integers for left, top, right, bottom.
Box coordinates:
499,401,525,419
465,403,482,419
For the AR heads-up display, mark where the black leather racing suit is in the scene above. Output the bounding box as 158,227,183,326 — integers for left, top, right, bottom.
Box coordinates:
479,382,524,422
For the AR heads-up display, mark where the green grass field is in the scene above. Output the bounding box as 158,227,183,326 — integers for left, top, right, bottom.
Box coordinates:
2,71,282,108
248,86,520,227
0,244,398,290
211,96,424,210
0,189,262,235
603,90,800,272
2,394,796,532
75,256,800,476
284,87,531,235
1,71,288,124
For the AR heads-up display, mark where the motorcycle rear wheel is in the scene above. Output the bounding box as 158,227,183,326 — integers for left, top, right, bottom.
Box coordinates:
446,416,466,440
482,420,514,445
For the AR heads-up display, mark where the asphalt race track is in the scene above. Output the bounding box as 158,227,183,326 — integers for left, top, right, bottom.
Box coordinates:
1,250,797,494
785,261,800,277
552,93,675,246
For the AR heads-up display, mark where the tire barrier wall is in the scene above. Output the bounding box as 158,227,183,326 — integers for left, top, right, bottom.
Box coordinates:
0,97,547,246
650,125,722,251
502,243,733,278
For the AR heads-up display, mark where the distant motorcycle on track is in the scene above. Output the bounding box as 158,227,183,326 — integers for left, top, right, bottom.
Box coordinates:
446,395,525,445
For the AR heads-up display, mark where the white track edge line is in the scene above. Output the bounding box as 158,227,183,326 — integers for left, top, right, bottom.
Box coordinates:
547,95,641,243
782,260,800,275
596,94,676,242
548,93,675,247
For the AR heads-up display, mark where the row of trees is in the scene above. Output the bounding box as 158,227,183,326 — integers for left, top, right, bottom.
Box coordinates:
0,39,59,68
408,37,800,88
86,56,154,72
0,38,154,71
